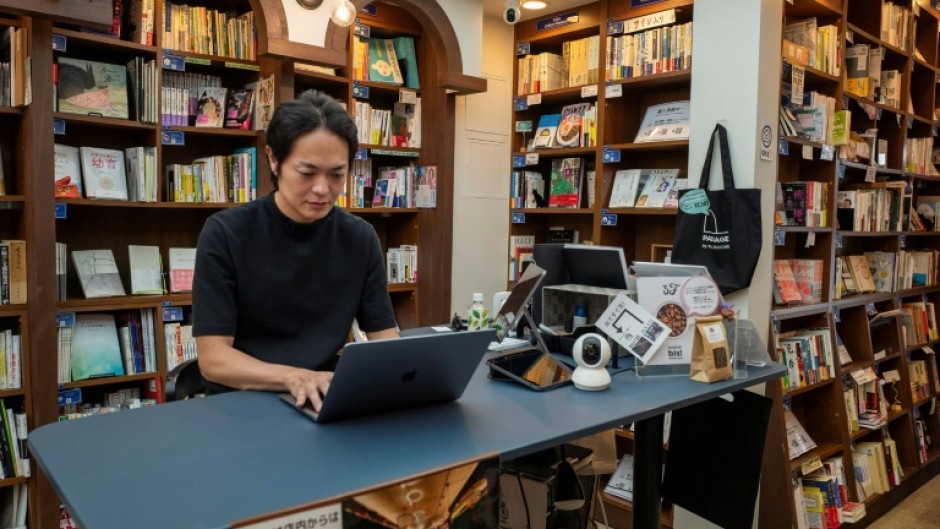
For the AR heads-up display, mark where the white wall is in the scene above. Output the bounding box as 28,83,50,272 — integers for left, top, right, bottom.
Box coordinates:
450,15,514,316
279,0,482,77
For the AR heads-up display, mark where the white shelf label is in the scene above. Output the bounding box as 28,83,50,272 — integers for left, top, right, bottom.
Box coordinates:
605,83,623,99
399,89,418,104
525,153,539,165
236,503,341,529
581,84,598,98
526,93,542,106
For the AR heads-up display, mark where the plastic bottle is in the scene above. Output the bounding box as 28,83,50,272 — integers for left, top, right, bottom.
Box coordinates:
572,306,588,330
467,292,490,331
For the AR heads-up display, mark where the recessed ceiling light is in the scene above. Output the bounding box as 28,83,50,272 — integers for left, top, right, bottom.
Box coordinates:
521,0,549,9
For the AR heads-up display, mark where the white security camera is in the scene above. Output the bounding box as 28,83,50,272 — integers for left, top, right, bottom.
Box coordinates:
504,0,521,25
571,333,612,391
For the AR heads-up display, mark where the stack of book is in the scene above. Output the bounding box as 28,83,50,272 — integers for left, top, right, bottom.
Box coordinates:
776,327,835,391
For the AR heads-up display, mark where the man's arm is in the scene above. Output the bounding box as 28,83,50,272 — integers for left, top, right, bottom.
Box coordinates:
365,327,400,341
196,335,334,411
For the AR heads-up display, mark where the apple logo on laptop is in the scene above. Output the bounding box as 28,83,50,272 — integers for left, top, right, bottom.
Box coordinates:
401,369,418,382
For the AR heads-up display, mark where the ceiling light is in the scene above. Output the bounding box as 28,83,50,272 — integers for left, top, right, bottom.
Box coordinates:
330,0,357,27
521,0,548,9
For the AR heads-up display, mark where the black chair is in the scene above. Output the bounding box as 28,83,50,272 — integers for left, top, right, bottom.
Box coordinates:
165,359,205,402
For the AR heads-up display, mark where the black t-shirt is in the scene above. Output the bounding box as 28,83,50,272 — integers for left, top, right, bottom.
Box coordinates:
192,193,397,393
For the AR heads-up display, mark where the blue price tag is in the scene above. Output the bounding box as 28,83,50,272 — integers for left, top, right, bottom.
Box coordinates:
778,138,788,156
53,118,66,135
782,62,791,78
52,34,67,52
908,116,914,129
162,53,186,71
837,162,846,179
515,42,531,56
352,83,370,99
162,130,185,146
876,108,882,120
842,95,849,110
512,155,526,168
360,4,377,16
163,307,185,322
607,20,624,35
54,203,67,219
782,394,792,410
353,24,370,37
355,148,368,160
58,388,83,406
514,97,528,111
602,148,621,163
511,212,526,224
866,303,877,316
774,228,785,246
900,234,906,248
56,312,76,327
836,233,843,249
833,307,841,323
601,213,618,226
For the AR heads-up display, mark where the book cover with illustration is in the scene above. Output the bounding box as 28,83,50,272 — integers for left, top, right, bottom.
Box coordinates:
367,38,404,85
548,157,583,208
79,146,128,200
70,313,125,381
72,249,126,299
194,87,227,127
54,144,83,198
224,87,254,129
56,57,129,119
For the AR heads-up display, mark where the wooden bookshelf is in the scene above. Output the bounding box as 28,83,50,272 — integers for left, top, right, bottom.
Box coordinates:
508,0,694,280
0,1,485,527
762,1,940,527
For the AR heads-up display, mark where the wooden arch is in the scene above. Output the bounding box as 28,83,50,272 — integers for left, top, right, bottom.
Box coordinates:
250,0,485,94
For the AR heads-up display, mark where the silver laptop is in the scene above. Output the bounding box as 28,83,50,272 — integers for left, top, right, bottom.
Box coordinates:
280,329,495,423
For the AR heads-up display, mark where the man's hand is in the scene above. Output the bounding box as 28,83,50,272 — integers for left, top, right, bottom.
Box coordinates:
285,369,334,412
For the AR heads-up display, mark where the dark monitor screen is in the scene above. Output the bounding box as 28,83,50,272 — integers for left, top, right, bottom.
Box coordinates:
497,263,546,328
562,244,629,290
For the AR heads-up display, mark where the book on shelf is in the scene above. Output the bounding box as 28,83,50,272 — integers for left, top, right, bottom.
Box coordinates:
784,409,817,460
71,249,125,299
855,441,890,494
79,146,129,200
548,157,583,208
532,114,561,149
54,144,83,198
224,86,255,129
609,169,645,208
194,87,227,128
366,38,404,85
508,235,535,281
844,44,870,98
414,165,437,208
128,245,163,295
168,248,196,293
635,169,679,208
634,100,690,143
547,226,579,243
253,76,275,131
56,57,129,119
800,474,842,529
0,240,25,305
70,313,125,381
392,36,420,89
56,242,67,302
772,259,802,305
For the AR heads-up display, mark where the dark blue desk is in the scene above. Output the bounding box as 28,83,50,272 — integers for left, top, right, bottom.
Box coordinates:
30,361,784,529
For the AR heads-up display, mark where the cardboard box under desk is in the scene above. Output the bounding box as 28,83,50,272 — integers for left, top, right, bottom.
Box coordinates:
541,284,634,356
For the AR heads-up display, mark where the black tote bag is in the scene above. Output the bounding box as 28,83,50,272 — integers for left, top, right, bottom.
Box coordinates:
672,124,761,295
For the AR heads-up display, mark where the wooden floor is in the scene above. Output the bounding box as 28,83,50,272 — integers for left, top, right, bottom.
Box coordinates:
868,473,940,529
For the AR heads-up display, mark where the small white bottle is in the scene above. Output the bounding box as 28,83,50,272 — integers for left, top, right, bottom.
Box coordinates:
467,292,490,331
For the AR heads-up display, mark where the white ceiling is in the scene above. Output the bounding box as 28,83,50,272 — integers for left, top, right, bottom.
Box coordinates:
481,0,595,21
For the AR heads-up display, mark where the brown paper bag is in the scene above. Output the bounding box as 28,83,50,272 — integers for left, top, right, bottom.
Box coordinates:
690,315,732,383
